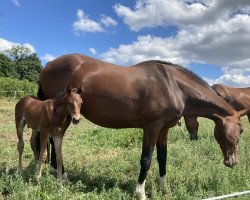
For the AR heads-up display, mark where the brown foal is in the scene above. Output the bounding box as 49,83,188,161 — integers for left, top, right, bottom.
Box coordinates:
15,85,83,181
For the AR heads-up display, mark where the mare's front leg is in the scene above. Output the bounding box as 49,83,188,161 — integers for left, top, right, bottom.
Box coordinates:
136,122,163,200
184,116,199,140
51,134,63,182
156,127,169,186
36,130,49,181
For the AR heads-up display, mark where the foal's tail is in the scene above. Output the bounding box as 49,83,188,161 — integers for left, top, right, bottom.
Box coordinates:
37,82,46,100
15,100,25,169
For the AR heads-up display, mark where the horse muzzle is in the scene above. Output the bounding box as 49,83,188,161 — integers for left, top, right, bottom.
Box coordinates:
224,156,237,168
72,117,80,125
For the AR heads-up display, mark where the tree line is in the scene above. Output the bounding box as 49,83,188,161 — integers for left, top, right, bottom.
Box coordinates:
0,45,42,82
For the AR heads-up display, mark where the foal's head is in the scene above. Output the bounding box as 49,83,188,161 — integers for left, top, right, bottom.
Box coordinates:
213,110,247,168
66,85,83,125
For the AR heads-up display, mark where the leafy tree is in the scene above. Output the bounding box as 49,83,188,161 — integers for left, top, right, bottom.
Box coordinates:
0,45,42,82
0,53,16,78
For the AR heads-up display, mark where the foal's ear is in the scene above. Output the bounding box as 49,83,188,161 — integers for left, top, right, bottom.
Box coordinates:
66,84,72,94
77,85,84,94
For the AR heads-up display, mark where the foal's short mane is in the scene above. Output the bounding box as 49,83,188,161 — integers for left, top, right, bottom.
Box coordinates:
53,88,79,102
156,60,215,93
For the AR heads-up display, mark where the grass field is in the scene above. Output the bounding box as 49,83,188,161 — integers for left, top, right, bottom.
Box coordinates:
0,98,249,200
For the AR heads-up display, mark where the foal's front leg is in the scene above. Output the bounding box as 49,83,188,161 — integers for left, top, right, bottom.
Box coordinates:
30,130,39,161
36,131,49,181
52,135,63,182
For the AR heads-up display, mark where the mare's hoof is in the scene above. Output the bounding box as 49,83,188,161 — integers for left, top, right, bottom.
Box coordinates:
189,134,198,140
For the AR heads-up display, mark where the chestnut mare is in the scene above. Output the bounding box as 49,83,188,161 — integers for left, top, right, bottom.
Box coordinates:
37,54,247,200
185,84,250,140
15,85,83,181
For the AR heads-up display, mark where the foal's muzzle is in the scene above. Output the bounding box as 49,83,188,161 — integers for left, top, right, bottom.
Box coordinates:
72,117,80,125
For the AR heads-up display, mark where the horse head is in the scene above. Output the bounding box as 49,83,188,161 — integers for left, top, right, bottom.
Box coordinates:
66,84,84,125
213,109,248,167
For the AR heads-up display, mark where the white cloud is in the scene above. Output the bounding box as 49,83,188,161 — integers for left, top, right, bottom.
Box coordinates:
102,0,250,86
102,14,250,68
101,35,189,66
204,67,250,87
101,15,118,27
42,53,56,63
0,37,35,53
114,0,250,31
11,0,20,6
73,10,104,34
89,47,97,55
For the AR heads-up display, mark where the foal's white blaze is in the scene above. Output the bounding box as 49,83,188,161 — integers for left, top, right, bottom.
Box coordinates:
135,180,146,200
73,102,81,120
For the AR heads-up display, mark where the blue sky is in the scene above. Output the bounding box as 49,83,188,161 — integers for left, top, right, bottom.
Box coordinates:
1,0,250,86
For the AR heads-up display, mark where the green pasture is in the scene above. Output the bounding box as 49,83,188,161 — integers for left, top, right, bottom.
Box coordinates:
0,98,249,200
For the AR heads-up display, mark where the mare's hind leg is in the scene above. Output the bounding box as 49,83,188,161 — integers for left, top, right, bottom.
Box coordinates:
16,119,25,169
156,126,169,186
30,130,39,161
36,131,49,181
184,116,199,140
136,122,163,200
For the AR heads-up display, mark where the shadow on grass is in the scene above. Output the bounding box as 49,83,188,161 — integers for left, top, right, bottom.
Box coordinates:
0,162,136,198
66,167,135,196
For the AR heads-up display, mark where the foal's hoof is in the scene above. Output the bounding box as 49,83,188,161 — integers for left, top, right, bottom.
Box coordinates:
35,175,41,182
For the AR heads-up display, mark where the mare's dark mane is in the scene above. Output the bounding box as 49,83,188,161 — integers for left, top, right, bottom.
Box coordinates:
156,60,214,92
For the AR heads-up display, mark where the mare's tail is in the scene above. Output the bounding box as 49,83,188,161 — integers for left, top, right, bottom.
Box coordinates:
37,82,46,100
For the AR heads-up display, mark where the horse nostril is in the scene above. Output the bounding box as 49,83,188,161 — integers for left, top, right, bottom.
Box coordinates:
72,117,80,125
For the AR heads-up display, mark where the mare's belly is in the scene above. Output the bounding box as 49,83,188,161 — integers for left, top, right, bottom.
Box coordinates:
81,95,142,128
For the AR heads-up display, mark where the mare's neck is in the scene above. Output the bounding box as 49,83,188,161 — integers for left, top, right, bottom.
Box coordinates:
183,86,236,119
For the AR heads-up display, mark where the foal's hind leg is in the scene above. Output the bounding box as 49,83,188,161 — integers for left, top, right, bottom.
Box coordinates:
156,127,169,186
16,119,25,169
136,122,163,200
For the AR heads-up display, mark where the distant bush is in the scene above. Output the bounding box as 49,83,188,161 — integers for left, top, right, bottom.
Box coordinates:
0,77,38,98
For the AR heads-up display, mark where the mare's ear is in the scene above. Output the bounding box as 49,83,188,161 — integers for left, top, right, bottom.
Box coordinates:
66,84,72,94
238,109,249,117
77,85,84,94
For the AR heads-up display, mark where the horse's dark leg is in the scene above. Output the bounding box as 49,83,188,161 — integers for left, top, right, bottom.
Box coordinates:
50,137,65,175
136,123,162,200
156,126,169,186
247,114,250,123
184,116,199,140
